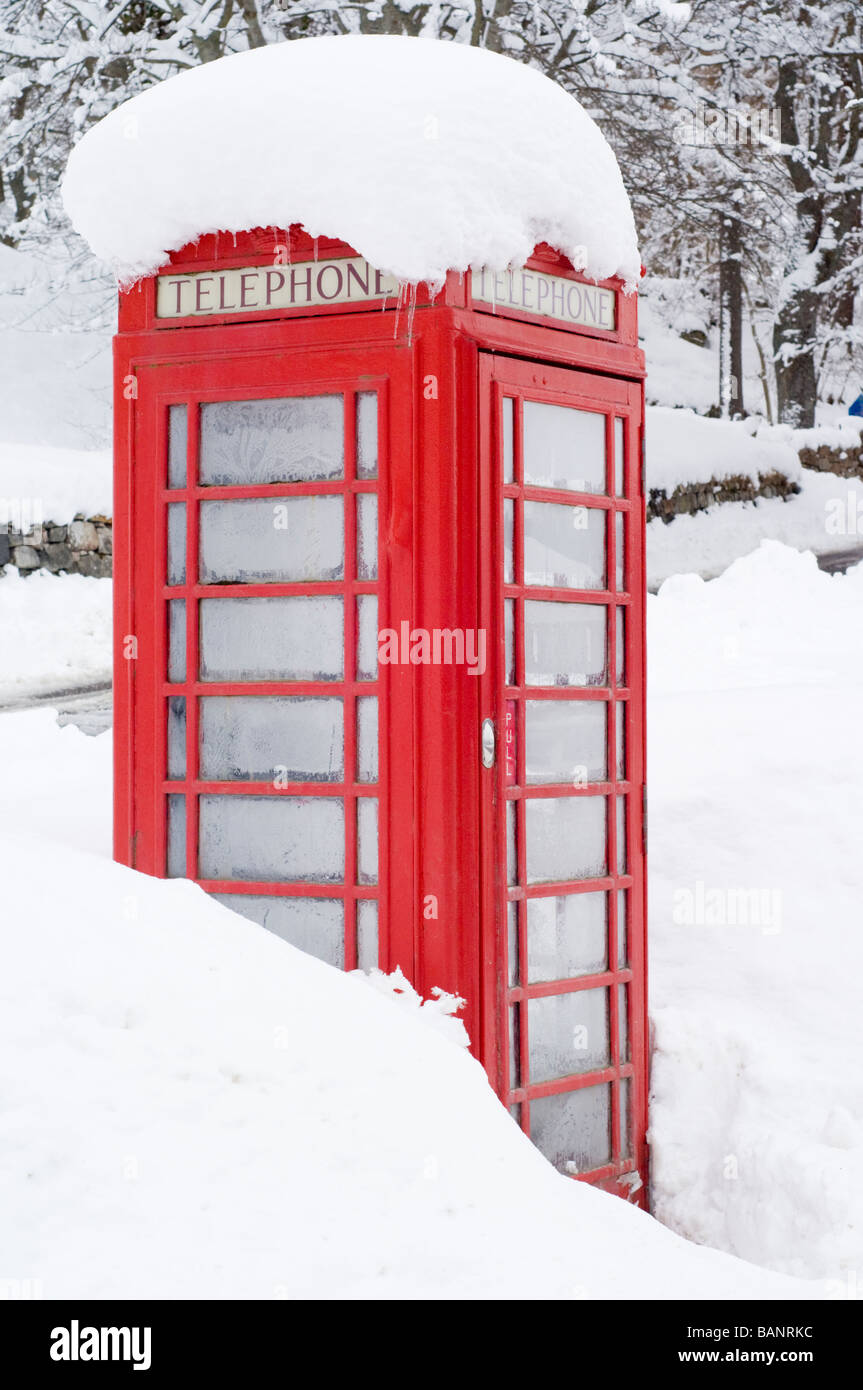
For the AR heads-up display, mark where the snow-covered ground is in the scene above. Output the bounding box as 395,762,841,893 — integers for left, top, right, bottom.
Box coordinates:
0,569,111,702
0,707,815,1300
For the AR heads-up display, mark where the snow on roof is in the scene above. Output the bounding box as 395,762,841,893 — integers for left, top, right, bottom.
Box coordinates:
61,35,640,290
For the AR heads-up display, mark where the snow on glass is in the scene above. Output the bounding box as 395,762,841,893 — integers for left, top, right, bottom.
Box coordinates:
62,35,639,290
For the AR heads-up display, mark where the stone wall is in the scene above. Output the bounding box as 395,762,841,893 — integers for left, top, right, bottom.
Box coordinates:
798,440,863,481
647,470,800,524
0,515,112,577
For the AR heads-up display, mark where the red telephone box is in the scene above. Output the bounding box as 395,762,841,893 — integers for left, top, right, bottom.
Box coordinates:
114,224,647,1202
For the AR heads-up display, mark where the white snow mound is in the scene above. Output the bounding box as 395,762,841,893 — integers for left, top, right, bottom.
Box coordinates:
61,35,640,289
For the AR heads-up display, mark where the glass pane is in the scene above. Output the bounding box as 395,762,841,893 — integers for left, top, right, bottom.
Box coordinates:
357,596,378,680
357,494,378,580
168,599,186,683
199,795,344,882
199,395,343,485
524,502,605,590
617,888,628,968
524,601,606,688
167,696,186,780
503,498,514,583
615,700,625,780
509,1006,520,1089
617,796,627,874
614,417,625,496
199,696,343,781
506,800,517,885
502,397,514,484
357,797,378,885
531,1084,611,1174
166,794,185,877
200,596,343,681
525,699,607,785
508,900,519,986
168,404,187,489
199,496,344,584
504,599,515,685
619,983,629,1062
357,899,378,972
615,511,625,591
525,795,607,884
620,1078,631,1159
357,696,378,782
167,503,186,585
523,401,605,494
357,392,377,479
528,987,610,1082
616,606,625,685
527,892,608,982
214,893,344,969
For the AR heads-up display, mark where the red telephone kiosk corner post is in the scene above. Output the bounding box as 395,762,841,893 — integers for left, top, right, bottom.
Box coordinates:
113,223,647,1202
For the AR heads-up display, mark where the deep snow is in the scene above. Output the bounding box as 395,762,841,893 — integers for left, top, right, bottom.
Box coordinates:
62,35,640,289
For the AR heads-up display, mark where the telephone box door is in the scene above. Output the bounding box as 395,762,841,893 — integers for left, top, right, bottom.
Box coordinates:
477,353,647,1197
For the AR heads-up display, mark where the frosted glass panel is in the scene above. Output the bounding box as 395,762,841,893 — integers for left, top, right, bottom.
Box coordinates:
619,984,629,1062
166,794,185,877
357,899,378,972
167,503,186,585
357,798,378,885
502,397,514,484
167,697,186,780
525,795,607,883
614,418,625,495
615,511,625,591
215,893,344,969
199,395,343,484
168,599,186,683
356,596,378,680
503,499,514,583
506,800,517,885
527,892,608,982
620,1078,631,1158
528,988,609,1082
524,502,605,590
616,606,625,685
509,1006,520,1089
168,404,187,489
504,599,515,684
530,1083,611,1174
508,900,518,987
525,699,607,784
617,796,627,874
199,497,343,584
523,402,606,494
617,889,627,967
200,696,343,781
357,696,378,783
524,601,607,687
616,700,625,780
200,597,343,681
357,392,377,479
357,494,378,580
199,795,344,882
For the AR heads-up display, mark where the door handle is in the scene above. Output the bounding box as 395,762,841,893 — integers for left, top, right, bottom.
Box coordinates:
481,717,496,768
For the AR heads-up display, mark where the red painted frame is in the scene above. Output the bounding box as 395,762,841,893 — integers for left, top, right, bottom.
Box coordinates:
114,225,647,1202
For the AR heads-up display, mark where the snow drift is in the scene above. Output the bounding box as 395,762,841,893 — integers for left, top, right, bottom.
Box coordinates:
61,35,640,289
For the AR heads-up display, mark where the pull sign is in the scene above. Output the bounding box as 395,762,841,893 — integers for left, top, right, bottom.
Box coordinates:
504,702,517,786
481,718,496,769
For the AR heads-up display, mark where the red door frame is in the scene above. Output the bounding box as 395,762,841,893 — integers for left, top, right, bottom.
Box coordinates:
476,355,647,1201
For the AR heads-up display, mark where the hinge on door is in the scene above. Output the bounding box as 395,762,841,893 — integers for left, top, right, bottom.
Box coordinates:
642,785,648,855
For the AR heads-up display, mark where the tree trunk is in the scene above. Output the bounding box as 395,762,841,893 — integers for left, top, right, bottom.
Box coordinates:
773,282,818,429
718,213,744,418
